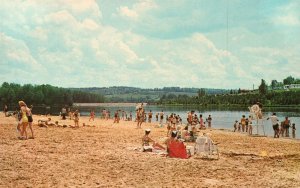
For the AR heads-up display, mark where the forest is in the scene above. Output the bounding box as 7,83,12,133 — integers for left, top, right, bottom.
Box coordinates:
158,76,300,106
0,82,105,107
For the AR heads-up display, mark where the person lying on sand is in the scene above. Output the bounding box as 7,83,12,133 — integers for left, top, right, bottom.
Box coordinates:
83,123,95,127
38,118,53,128
142,129,165,152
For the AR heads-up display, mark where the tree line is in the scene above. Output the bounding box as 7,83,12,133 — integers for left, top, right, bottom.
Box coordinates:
159,76,300,106
0,82,105,107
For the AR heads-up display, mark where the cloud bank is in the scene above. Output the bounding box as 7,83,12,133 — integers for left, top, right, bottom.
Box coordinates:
1,0,299,89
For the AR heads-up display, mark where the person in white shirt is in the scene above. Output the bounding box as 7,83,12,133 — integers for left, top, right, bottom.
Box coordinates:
267,112,279,138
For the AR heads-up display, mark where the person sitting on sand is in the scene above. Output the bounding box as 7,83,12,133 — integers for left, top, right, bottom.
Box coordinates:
142,129,165,152
165,131,189,159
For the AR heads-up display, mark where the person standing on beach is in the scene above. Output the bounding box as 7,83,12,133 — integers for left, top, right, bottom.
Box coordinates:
68,108,73,120
199,114,205,129
283,117,291,137
207,115,212,128
241,115,246,132
292,123,296,138
233,120,238,132
3,105,8,117
156,113,159,121
136,105,145,128
248,116,253,135
89,110,95,121
129,111,132,121
148,110,153,123
18,101,29,140
159,110,164,124
74,110,79,128
61,107,67,120
27,105,34,139
267,113,279,138
113,111,120,123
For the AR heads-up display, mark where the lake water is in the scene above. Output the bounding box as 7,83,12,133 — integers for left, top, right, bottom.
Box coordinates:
33,104,300,139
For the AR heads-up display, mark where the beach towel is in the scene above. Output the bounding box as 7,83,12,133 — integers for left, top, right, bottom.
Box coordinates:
168,141,189,159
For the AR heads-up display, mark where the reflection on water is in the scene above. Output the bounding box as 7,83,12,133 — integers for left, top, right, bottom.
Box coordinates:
32,104,300,139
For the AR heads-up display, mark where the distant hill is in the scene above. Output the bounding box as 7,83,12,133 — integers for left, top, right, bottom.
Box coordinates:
70,86,231,103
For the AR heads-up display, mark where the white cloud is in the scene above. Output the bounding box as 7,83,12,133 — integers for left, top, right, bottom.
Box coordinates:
273,1,300,26
118,6,138,20
118,0,157,20
274,14,300,26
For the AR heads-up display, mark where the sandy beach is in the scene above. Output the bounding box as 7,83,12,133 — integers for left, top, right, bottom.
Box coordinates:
0,113,300,188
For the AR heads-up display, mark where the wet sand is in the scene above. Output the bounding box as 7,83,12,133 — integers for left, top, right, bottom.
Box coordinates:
0,113,300,187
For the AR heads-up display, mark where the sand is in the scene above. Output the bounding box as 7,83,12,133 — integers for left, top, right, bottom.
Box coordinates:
0,113,300,188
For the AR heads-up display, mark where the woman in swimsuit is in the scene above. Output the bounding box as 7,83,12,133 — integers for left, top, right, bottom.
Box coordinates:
142,129,165,151
19,101,29,140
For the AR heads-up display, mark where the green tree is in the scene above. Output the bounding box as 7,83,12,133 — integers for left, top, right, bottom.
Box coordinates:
271,80,278,89
259,79,268,95
283,76,295,85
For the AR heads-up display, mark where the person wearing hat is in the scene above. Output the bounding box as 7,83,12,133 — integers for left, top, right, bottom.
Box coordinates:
18,101,29,140
142,129,165,152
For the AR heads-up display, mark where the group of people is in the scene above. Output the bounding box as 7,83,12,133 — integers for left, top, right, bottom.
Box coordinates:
233,115,253,135
13,101,34,140
267,113,296,138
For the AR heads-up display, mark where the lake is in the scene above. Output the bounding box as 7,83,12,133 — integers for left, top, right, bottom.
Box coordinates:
33,103,300,139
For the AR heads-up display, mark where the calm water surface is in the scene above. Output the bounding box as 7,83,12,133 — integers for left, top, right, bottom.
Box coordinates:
33,104,300,139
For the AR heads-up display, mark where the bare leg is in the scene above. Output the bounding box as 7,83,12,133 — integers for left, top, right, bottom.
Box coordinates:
22,122,28,139
28,123,34,138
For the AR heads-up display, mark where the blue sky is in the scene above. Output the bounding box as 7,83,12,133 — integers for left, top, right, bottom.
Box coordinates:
0,0,299,89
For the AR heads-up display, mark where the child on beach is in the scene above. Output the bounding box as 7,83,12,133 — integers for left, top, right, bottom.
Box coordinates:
292,123,296,138
233,120,238,132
